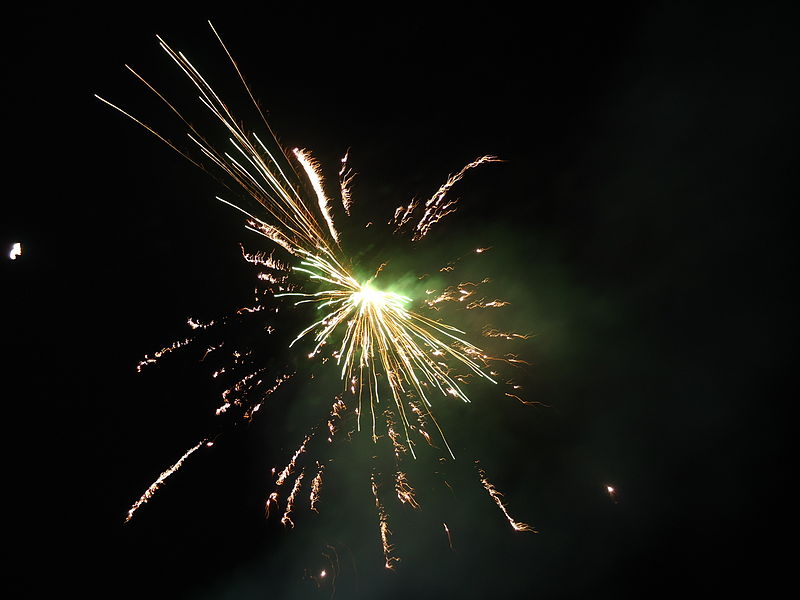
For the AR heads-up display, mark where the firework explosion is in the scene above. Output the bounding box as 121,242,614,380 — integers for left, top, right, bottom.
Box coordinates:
98,22,533,566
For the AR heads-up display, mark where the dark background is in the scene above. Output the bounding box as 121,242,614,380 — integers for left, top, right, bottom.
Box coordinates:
3,3,795,598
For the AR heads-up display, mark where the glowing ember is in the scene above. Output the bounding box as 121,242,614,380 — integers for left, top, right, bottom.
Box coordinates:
9,242,21,260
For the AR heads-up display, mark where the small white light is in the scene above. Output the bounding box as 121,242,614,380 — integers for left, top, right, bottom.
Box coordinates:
9,242,22,260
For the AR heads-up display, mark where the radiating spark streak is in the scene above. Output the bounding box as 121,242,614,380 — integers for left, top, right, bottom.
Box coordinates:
385,409,407,461
107,27,338,273
371,262,388,281
125,439,206,522
187,317,215,330
241,372,293,419
216,368,266,415
409,400,434,446
466,298,510,310
94,94,206,173
477,465,536,533
207,21,274,134
252,133,305,208
412,156,502,241
482,327,531,340
276,434,313,485
258,272,286,285
504,392,538,406
245,220,299,256
503,354,531,365
383,410,420,508
9,242,21,260
137,34,335,256
136,337,194,372
281,470,305,528
265,491,279,518
475,246,492,254
310,463,324,512
293,148,339,243
239,243,288,271
207,23,296,201
215,194,269,227
200,344,223,361
327,396,346,442
391,198,418,232
443,522,454,550
339,149,355,216
236,304,264,314
395,471,419,508
424,279,491,309
371,471,400,569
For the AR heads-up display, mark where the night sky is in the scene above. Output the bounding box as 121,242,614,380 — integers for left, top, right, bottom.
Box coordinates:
3,3,796,598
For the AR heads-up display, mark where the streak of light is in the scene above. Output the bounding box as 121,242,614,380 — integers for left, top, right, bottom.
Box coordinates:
281,470,305,527
372,471,400,569
136,337,194,372
310,463,324,512
443,522,454,550
125,439,207,522
276,434,313,485
477,464,536,533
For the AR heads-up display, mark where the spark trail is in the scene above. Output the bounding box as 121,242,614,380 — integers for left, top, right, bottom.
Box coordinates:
477,464,536,533
125,439,207,523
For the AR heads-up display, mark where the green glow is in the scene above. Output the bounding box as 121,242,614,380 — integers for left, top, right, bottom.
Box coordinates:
352,283,411,313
